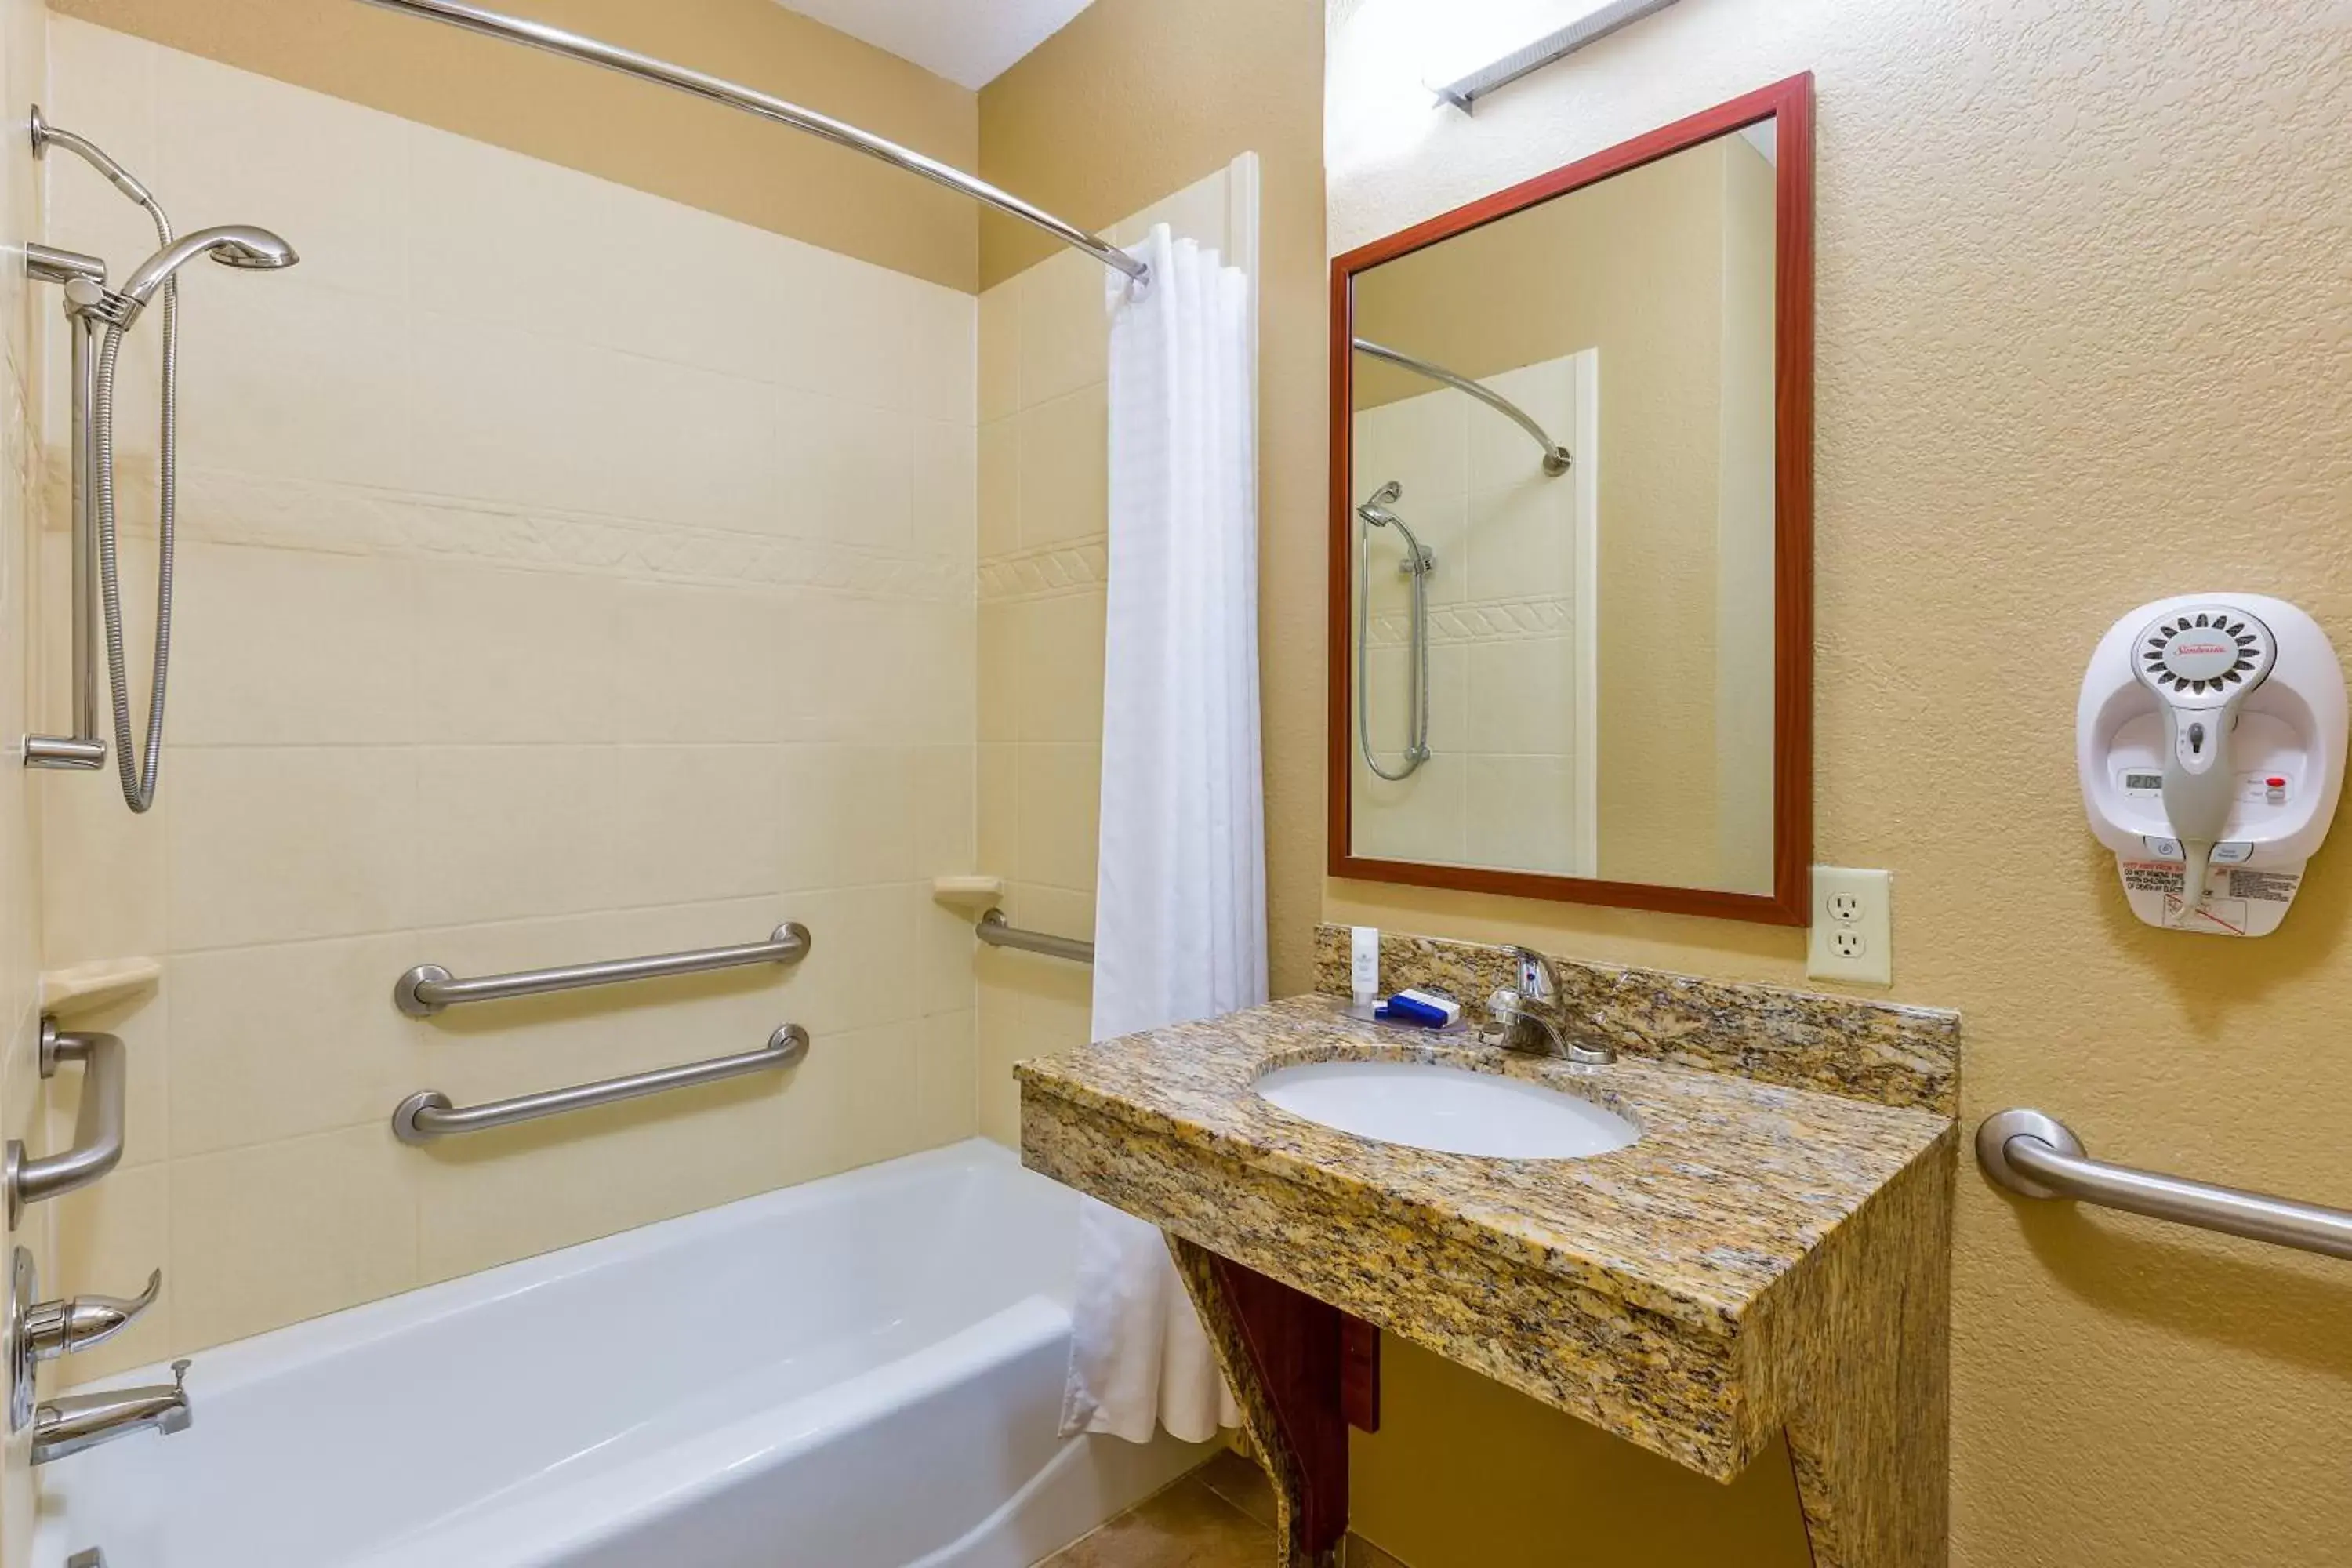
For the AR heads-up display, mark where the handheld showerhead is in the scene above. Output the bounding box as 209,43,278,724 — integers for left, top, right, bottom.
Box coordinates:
1355,479,1431,580
113,225,299,323
31,108,301,816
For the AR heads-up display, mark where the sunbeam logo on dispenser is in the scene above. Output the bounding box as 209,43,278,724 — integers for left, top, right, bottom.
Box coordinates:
2079,595,2347,937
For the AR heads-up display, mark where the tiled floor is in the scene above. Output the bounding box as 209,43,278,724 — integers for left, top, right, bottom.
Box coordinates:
1035,1451,1409,1567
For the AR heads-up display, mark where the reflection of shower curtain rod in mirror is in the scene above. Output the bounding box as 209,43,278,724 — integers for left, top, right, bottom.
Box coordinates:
354,0,1149,285
1352,338,1571,475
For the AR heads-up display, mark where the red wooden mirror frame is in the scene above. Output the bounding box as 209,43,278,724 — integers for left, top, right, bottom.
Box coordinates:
1326,73,1815,925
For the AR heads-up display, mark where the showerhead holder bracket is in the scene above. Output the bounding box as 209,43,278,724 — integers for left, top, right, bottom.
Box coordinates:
69,283,136,329
24,241,104,289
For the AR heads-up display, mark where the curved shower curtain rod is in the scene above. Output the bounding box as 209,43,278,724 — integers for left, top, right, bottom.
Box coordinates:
354,0,1149,285
1352,337,1571,475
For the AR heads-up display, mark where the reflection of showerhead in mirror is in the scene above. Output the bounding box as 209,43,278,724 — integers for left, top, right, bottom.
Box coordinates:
1356,479,1403,529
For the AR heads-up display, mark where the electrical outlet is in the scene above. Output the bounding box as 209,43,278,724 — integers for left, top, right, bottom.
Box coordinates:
1807,866,1892,985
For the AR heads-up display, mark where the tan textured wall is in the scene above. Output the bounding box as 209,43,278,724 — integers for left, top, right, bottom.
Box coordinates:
50,0,982,290
38,20,979,1381
1328,3,2352,1566
979,0,1327,999
0,2,49,1553
1355,1338,1812,1565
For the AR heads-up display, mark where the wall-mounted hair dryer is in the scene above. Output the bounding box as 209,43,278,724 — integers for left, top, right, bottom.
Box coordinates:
2078,594,2347,936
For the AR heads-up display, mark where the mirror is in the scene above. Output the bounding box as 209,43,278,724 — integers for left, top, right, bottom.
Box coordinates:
1328,77,1813,924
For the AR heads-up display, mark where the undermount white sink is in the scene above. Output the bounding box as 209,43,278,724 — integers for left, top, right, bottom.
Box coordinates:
1255,1059,1639,1160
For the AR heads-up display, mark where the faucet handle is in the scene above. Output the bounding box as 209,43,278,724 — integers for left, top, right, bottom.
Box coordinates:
1510,945,1560,1004
24,1269,161,1362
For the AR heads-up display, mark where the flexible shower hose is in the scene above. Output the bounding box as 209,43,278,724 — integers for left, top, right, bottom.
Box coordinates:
92,205,177,813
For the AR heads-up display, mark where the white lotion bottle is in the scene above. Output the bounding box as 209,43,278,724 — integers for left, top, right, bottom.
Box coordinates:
1351,927,1380,1015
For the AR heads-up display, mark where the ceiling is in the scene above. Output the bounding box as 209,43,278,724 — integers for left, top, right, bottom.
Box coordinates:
771,0,1100,90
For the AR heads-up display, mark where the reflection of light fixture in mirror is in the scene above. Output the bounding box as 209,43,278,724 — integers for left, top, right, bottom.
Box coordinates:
1429,0,1684,113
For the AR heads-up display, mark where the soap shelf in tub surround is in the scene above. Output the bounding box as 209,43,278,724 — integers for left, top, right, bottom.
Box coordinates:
37,958,161,1018
1018,959,1958,1568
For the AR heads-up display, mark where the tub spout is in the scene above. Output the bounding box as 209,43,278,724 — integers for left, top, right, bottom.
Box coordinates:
33,1358,191,1465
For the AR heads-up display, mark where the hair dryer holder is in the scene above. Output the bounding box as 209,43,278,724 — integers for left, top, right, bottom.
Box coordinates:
2078,593,2347,937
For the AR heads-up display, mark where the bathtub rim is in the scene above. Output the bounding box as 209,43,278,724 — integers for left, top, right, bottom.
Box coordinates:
51,1137,1062,1401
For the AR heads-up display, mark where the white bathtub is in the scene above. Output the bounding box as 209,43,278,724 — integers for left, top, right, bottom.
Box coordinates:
33,1141,1207,1568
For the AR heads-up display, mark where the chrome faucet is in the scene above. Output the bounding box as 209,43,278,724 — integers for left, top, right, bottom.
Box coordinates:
1487,946,1614,1065
34,1358,191,1465
9,1248,192,1467
25,1269,160,1364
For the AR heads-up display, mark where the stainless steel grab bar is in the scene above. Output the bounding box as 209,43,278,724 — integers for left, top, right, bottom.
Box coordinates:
391,1024,808,1145
975,909,1094,965
5,1020,126,1224
394,924,809,1016
1977,1109,2352,1261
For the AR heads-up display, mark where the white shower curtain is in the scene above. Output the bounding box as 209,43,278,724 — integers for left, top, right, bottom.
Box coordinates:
1060,224,1262,1444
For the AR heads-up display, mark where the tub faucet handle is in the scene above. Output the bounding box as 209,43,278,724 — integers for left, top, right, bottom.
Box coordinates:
24,1269,161,1361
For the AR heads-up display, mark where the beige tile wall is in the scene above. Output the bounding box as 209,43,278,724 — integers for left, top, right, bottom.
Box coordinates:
973,161,1258,1144
36,20,981,1381
0,0,49,1551
1348,357,1589,877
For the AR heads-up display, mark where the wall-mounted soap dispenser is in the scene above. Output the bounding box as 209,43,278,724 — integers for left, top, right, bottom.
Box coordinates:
2078,594,2347,936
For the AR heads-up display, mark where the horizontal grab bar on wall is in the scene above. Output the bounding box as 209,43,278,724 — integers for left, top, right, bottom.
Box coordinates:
1977,1109,2352,1261
391,1025,810,1145
394,924,810,1016
976,909,1094,966
5,1021,126,1224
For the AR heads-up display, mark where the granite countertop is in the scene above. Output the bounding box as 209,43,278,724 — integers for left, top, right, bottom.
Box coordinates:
1016,993,1951,1340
